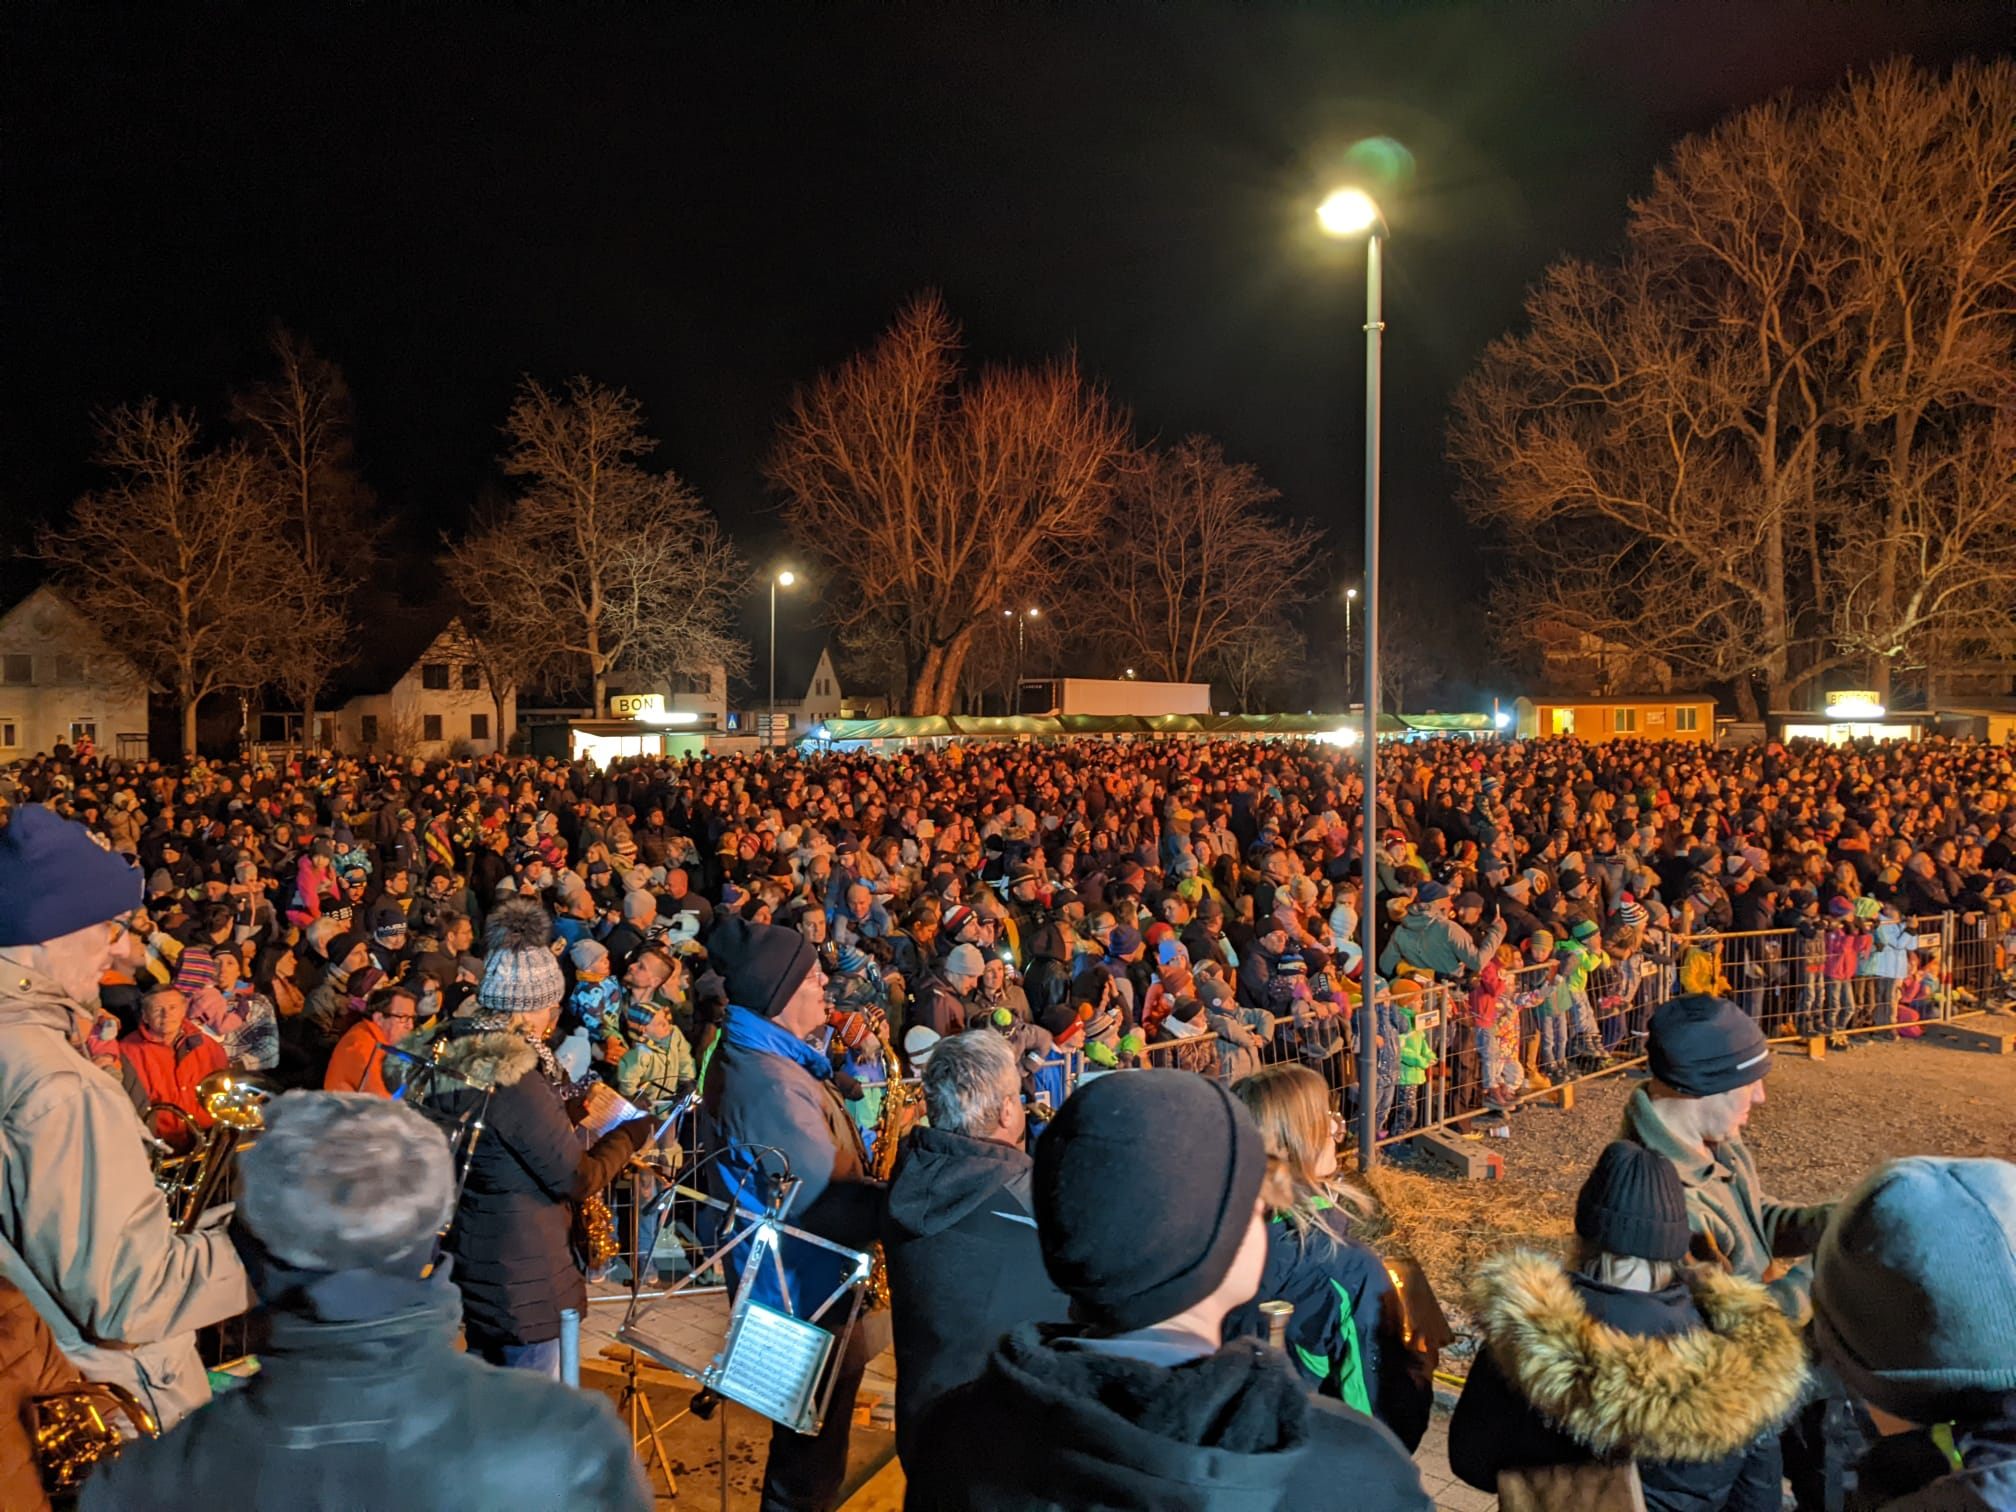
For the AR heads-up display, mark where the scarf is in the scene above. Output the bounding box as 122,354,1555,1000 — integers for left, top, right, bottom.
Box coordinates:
722,1003,831,1080
468,1009,568,1087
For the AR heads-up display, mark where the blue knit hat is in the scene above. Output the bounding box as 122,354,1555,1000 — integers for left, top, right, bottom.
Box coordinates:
1814,1157,2016,1424
0,806,142,947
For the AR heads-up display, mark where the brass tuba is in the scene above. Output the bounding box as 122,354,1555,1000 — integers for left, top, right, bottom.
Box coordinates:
150,1069,279,1232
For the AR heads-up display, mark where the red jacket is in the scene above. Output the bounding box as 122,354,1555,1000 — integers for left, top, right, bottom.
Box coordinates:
324,1017,393,1097
120,1028,227,1146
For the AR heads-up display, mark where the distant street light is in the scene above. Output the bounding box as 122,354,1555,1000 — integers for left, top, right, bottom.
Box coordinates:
1005,607,1041,713
1318,184,1388,1168
769,568,798,739
1344,585,1359,690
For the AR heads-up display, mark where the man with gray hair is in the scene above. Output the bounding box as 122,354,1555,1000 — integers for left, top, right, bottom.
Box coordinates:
82,1092,650,1511
882,1030,1068,1466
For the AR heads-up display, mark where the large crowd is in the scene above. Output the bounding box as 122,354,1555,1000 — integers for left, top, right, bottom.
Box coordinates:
1,731,2012,1511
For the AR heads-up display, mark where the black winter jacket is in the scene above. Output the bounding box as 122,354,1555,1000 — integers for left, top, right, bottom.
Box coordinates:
905,1325,1431,1512
79,1277,648,1512
883,1126,1068,1465
1846,1401,2016,1512
405,1030,648,1349
1449,1252,1807,1512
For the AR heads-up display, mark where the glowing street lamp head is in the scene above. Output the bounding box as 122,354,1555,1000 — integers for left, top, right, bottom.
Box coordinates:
776,569,796,588
1317,187,1381,238
1346,587,1359,602
1026,607,1040,619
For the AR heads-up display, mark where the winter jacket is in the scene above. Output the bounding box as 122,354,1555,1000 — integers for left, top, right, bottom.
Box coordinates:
1397,1022,1434,1087
1378,907,1505,980
906,1324,1432,1512
1843,1405,2016,1512
1865,920,1913,979
1823,927,1869,982
323,1016,394,1096
1224,1203,1432,1450
614,1025,697,1105
79,1275,649,1512
403,1031,649,1350
119,1025,229,1144
1450,1252,1806,1512
0,970,251,1429
882,1126,1069,1465
1623,1087,1834,1323
0,1275,80,1512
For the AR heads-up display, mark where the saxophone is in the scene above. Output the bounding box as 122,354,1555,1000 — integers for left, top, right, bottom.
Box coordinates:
865,1036,919,1310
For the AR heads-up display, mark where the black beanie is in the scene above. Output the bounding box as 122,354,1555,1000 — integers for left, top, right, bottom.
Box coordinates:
1575,1141,1691,1262
1647,994,1771,1096
1034,1070,1266,1333
707,915,816,1019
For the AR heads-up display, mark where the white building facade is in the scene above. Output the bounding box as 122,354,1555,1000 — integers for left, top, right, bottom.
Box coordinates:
333,619,513,758
0,587,153,758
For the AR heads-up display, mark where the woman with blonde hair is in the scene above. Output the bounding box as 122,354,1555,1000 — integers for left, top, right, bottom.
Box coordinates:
1223,1063,1434,1449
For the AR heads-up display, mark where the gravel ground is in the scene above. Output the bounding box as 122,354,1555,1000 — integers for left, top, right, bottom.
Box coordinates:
1364,1019,2016,1353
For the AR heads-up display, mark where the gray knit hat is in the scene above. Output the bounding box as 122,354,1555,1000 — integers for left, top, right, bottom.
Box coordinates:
1813,1156,2016,1423
476,898,566,1014
240,1092,454,1272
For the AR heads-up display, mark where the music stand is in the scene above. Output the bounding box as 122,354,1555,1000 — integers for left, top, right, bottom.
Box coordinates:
617,1175,870,1439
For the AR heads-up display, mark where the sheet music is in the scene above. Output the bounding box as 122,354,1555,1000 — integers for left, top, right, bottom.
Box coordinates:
578,1086,647,1141
718,1300,834,1430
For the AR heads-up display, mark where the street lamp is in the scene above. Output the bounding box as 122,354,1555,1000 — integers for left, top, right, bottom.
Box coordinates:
769,569,797,742
1319,184,1388,1168
1003,607,1041,712
1344,585,1359,690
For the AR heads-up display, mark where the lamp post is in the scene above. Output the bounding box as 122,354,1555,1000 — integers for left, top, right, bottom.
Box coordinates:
1004,606,1040,713
1344,585,1359,690
1318,185,1387,1169
769,569,796,744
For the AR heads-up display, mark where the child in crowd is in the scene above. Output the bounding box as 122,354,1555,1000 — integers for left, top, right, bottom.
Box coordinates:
1894,948,1935,1038
1863,901,1913,1040
1821,897,1869,1048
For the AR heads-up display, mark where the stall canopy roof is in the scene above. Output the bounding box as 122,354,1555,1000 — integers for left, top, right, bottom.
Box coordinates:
806,711,1480,742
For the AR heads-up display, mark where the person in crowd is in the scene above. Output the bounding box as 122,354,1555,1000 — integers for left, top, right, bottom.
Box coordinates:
613,953,698,1107
883,1029,1069,1466
700,914,887,1512
121,983,229,1147
323,978,419,1096
78,1091,651,1512
1225,1064,1433,1449
1450,1141,1806,1511
906,1069,1431,1511
1626,993,1835,1320
1378,880,1505,980
0,807,251,1429
1811,1156,2016,1512
396,900,651,1375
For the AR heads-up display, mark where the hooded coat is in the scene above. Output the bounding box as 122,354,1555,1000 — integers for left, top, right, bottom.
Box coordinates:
0,970,251,1429
882,1125,1069,1464
1450,1252,1806,1512
1378,906,1505,980
401,1030,649,1349
905,1325,1432,1512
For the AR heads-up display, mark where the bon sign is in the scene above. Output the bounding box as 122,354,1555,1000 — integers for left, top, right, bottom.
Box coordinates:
609,693,665,719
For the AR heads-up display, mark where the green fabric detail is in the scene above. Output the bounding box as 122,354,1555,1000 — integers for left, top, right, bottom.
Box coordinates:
1932,1422,1964,1473
1330,1277,1372,1416
1294,1342,1331,1383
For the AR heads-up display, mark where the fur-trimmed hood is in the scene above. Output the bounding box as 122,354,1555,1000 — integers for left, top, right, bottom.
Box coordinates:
1469,1251,1807,1464
382,1029,538,1096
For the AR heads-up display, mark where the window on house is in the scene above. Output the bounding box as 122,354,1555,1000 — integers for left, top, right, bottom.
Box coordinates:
0,721,15,748
422,714,443,743
471,713,490,741
51,654,84,683
68,721,96,745
360,714,379,745
1,655,30,684
1674,706,1700,733
462,664,482,690
1612,707,1637,733
421,663,449,690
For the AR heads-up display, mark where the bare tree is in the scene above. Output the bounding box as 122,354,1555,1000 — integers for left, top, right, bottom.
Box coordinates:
231,327,378,744
1079,437,1323,683
40,402,303,755
446,377,748,712
767,293,1127,715
1452,60,2016,715
431,612,540,752
1209,619,1304,713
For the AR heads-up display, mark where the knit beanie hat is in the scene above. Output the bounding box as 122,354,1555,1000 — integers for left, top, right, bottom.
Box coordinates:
475,900,565,1015
569,938,610,974
1574,1141,1691,1262
944,943,986,979
0,805,143,947
1813,1156,2016,1424
1034,1069,1267,1333
708,914,816,1020
1647,994,1771,1096
172,947,220,995
239,1092,454,1273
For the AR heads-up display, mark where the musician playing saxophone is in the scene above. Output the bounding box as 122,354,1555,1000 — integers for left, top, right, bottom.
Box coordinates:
408,899,649,1377
699,915,888,1512
0,808,252,1429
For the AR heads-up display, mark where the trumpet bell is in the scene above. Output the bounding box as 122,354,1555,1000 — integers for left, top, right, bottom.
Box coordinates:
195,1069,279,1129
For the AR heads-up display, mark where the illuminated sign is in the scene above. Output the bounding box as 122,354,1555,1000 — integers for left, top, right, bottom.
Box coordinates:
609,693,665,719
1826,691,1886,720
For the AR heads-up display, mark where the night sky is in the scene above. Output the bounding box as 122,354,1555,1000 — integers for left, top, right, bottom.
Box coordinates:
6,3,2011,639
